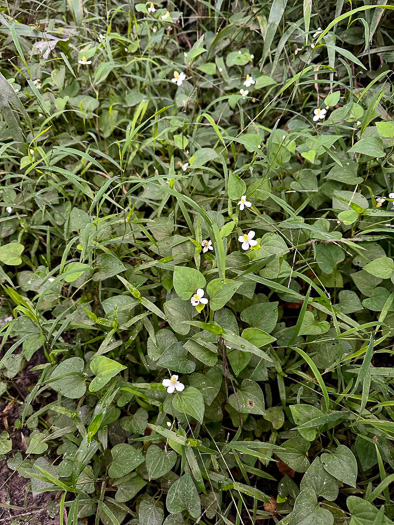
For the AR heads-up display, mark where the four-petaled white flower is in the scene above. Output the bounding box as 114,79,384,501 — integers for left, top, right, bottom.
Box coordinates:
313,108,326,121
6,207,12,213
238,230,257,250
181,162,188,171
98,34,106,42
244,75,255,87
202,239,213,253
78,56,92,65
148,3,156,12
376,197,386,207
162,375,185,394
33,79,41,89
389,193,394,199
240,89,249,97
161,10,170,19
238,195,252,211
191,288,208,307
172,71,186,86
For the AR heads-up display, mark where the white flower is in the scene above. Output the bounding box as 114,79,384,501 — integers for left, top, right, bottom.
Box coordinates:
162,375,185,394
202,239,213,253
33,79,41,89
48,277,55,283
148,3,156,12
152,26,157,33
313,108,326,121
238,230,258,250
310,43,315,49
29,149,34,156
181,162,188,171
98,34,106,42
376,197,386,207
161,10,170,19
313,27,322,38
191,288,208,307
243,75,255,87
388,193,394,199
240,89,249,97
238,195,252,211
0,316,13,327
6,207,12,213
78,56,92,65
172,71,186,86
12,85,20,93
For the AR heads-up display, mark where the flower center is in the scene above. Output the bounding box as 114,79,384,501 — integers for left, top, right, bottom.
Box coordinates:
174,72,179,79
170,376,177,385
241,197,245,203
243,234,249,241
193,294,200,301
203,240,208,246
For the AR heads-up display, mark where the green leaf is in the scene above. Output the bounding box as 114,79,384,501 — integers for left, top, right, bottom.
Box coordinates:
108,444,144,478
146,445,177,480
276,437,310,473
173,267,206,301
321,445,358,487
63,262,91,283
0,242,24,265
89,356,126,392
93,254,126,282
166,473,201,519
300,457,340,501
291,488,334,525
241,327,276,348
189,148,218,168
299,311,330,336
241,301,279,333
364,257,394,280
49,357,86,399
376,121,394,139
139,500,164,525
228,172,246,200
172,387,205,424
206,278,241,311
316,244,345,274
290,404,324,441
26,433,48,455
188,367,222,405
325,92,340,107
347,496,393,525
157,342,196,374
348,137,385,157
0,431,12,454
228,379,265,415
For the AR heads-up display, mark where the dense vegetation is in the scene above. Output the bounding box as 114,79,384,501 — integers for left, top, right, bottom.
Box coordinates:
0,1,394,524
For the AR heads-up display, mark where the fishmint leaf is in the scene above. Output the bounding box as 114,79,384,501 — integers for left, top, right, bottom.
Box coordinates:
49,357,86,399
146,445,177,480
0,242,24,265
63,262,91,283
166,473,201,519
89,356,126,392
348,137,385,157
263,406,284,429
173,267,206,301
300,457,340,501
347,496,393,525
26,433,48,455
206,278,241,311
290,404,324,441
228,172,246,200
156,342,196,374
376,121,394,139
114,474,147,503
299,311,330,336
240,301,279,333
0,431,12,454
139,499,164,525
241,327,276,348
108,444,144,478
188,367,222,405
189,148,218,168
321,445,358,487
364,257,394,280
316,244,345,274
325,91,340,107
172,387,205,424
276,437,310,473
228,379,265,415
164,298,194,335
291,488,334,525
93,254,126,282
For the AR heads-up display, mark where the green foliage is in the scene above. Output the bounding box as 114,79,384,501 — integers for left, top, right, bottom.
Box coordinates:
0,0,393,524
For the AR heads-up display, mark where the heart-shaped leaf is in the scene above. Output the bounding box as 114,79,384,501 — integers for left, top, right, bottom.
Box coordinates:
300,457,340,501
0,242,24,265
146,445,177,480
291,488,334,525
108,444,144,478
299,311,330,336
321,445,358,487
89,356,126,392
166,473,201,519
173,267,206,301
49,357,86,399
228,379,265,415
172,387,205,424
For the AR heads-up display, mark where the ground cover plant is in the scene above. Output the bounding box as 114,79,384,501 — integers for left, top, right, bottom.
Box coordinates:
0,0,394,523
